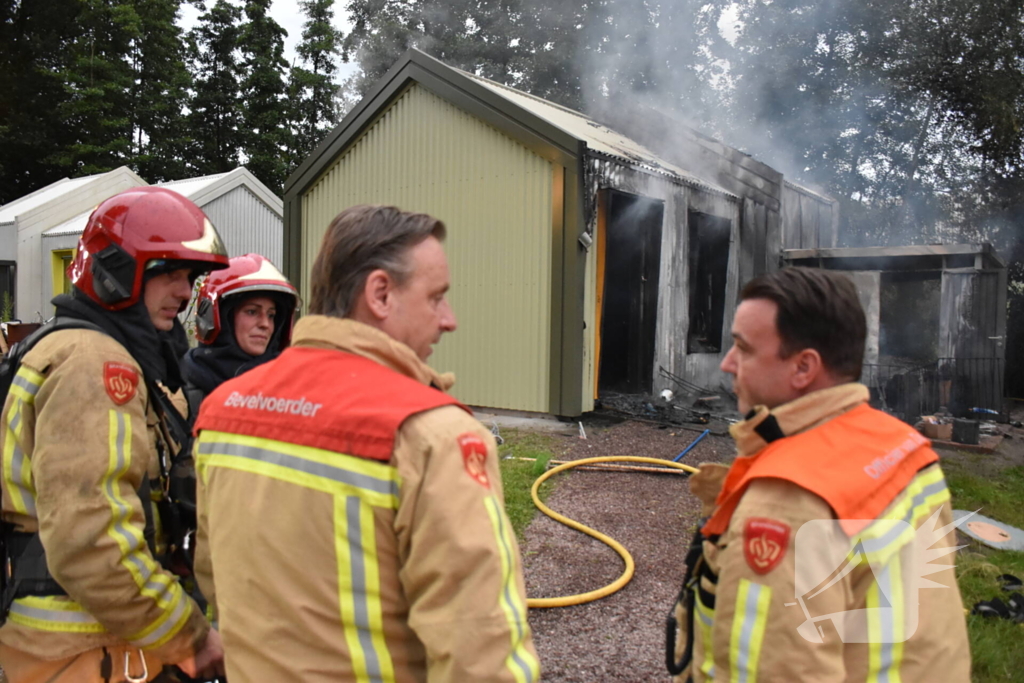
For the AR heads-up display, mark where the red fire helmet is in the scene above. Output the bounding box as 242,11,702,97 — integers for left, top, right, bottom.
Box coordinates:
69,187,230,310
194,253,299,346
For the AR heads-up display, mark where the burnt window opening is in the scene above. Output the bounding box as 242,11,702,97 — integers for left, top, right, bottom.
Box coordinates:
879,271,941,363
687,211,730,353
598,191,664,395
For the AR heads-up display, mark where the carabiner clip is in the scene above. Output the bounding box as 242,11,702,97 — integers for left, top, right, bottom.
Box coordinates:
124,649,149,683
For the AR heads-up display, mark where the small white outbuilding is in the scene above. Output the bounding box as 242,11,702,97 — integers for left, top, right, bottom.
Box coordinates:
0,167,282,321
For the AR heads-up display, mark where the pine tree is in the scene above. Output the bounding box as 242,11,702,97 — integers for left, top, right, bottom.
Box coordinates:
127,0,192,181
186,0,244,175
0,0,82,202
54,0,139,176
287,0,342,166
239,0,290,194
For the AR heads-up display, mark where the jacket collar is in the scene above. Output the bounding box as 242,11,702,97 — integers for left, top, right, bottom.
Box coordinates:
291,316,455,391
729,383,870,456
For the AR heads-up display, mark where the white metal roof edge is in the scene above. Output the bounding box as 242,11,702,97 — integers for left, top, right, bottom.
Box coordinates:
587,150,739,200
169,168,283,216
7,167,146,228
460,69,597,126
784,179,835,204
0,178,72,220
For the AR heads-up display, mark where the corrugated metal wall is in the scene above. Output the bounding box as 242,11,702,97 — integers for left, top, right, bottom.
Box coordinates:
781,183,837,249
202,186,283,266
301,84,555,412
940,271,1004,359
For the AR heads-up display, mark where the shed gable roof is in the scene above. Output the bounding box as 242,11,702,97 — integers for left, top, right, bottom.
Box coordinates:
43,167,282,239
460,71,732,196
286,49,735,199
159,167,282,216
0,167,144,224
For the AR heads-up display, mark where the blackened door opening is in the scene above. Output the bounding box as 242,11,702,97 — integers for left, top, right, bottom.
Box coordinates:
599,191,664,395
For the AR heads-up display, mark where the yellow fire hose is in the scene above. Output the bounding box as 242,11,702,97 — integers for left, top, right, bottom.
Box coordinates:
526,456,699,609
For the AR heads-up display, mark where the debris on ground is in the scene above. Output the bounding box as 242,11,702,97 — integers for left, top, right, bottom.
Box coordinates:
953,510,1024,551
597,391,740,433
971,574,1024,624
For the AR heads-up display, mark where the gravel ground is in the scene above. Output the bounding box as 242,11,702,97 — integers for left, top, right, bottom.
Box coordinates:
521,420,735,682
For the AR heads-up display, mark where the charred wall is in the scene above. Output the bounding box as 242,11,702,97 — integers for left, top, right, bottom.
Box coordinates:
585,155,741,398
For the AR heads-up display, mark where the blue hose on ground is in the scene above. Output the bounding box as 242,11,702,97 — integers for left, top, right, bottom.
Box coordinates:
672,429,710,462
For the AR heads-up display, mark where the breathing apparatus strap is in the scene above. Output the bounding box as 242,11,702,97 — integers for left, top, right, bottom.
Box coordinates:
666,518,718,678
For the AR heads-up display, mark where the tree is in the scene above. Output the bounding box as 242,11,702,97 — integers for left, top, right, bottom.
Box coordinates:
52,0,139,177
127,0,192,181
186,0,244,176
239,0,290,193
287,0,342,165
341,0,565,103
0,0,83,202
703,0,1024,246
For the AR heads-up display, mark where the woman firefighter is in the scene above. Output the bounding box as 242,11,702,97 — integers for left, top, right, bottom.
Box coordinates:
182,253,298,417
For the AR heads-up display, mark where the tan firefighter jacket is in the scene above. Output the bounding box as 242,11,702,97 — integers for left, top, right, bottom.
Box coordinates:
673,383,971,682
0,329,209,664
193,316,540,682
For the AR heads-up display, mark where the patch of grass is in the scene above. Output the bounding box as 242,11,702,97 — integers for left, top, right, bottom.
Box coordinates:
497,428,560,539
946,457,1024,681
945,459,1024,528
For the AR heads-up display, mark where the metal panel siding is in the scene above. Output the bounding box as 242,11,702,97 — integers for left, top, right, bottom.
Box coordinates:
201,187,283,266
300,84,554,412
0,223,16,261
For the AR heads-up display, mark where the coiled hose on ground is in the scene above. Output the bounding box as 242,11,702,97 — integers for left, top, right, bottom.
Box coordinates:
526,456,699,609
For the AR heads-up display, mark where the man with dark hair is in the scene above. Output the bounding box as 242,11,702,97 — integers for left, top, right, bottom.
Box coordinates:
669,267,970,682
192,205,540,682
0,187,228,681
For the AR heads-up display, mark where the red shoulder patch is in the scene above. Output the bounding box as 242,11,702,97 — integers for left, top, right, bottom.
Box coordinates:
457,433,490,489
104,362,139,405
743,517,790,574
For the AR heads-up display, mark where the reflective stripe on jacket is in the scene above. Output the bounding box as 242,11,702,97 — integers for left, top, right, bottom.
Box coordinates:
0,329,208,664
674,383,970,682
194,316,540,683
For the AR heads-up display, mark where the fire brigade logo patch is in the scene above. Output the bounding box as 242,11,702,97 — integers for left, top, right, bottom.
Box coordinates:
457,433,490,489
103,362,138,405
744,517,790,574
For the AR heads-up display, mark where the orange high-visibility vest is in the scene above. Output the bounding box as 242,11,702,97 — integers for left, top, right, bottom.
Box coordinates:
703,403,939,538
194,346,468,459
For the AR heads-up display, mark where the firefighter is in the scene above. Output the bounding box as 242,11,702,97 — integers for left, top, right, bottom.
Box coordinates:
181,253,298,416
192,204,541,682
669,267,970,682
0,187,230,682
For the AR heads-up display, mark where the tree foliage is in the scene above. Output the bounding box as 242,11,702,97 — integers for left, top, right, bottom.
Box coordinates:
186,0,244,176
238,0,290,193
128,0,192,181
0,0,83,203
288,0,343,165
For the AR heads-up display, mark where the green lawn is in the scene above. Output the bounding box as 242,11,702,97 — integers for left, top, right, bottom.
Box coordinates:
944,457,1024,682
496,428,558,538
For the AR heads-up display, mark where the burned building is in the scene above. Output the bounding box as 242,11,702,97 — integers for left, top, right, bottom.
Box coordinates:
285,49,838,416
785,245,1008,419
